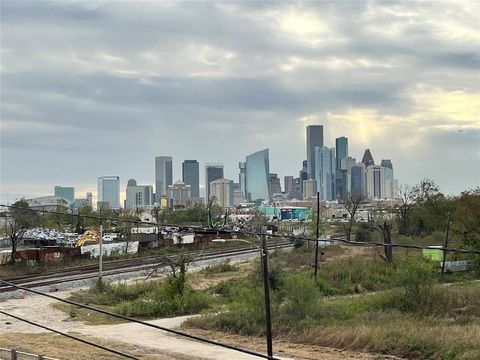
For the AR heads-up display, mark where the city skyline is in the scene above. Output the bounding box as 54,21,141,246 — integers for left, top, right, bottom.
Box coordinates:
1,1,479,202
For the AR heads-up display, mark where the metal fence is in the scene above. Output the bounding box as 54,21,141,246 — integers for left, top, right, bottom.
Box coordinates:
0,348,57,360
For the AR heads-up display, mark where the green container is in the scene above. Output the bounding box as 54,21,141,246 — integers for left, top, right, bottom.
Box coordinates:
423,247,444,261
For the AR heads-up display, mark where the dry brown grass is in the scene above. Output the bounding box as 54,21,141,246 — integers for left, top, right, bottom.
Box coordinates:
0,332,175,359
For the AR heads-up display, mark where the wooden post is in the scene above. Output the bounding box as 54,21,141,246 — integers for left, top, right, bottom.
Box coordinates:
314,192,320,278
99,224,103,283
441,212,451,278
11,349,17,360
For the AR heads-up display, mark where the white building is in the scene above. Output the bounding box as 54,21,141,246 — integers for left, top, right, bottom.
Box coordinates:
98,176,120,210
167,180,191,208
366,165,385,199
125,179,154,210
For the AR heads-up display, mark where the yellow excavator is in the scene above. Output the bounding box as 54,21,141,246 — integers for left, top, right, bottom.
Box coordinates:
75,228,100,247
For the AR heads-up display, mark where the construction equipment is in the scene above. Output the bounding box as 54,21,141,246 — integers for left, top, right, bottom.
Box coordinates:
75,229,100,247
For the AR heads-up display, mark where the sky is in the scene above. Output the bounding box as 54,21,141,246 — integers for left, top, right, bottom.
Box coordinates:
1,0,479,203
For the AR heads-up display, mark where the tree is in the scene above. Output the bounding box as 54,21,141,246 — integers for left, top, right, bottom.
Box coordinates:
7,199,40,264
117,210,140,254
397,184,416,236
339,192,367,241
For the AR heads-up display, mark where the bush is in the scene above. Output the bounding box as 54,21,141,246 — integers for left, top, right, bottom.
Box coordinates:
201,259,239,274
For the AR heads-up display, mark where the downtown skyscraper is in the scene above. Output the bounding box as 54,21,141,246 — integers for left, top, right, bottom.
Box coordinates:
98,176,120,209
205,163,224,201
155,156,173,203
182,160,200,198
306,125,324,180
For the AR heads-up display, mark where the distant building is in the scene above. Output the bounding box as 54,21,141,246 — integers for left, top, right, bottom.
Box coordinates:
155,156,173,203
335,169,348,199
361,149,375,167
73,192,93,212
167,180,191,208
245,149,270,202
299,160,308,195
269,173,282,195
335,137,348,171
238,162,246,198
306,125,324,180
54,186,74,204
125,179,154,210
314,146,336,201
98,176,120,210
86,192,93,207
351,163,366,196
284,176,294,196
381,159,398,198
182,160,199,198
303,179,317,199
233,189,245,206
27,196,72,211
210,179,234,208
366,165,385,199
205,163,224,202
340,156,356,194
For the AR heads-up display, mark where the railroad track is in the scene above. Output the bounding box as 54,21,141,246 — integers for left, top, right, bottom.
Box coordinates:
0,239,294,293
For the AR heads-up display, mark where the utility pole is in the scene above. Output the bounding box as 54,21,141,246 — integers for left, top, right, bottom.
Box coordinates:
314,191,320,278
260,234,273,357
99,224,103,283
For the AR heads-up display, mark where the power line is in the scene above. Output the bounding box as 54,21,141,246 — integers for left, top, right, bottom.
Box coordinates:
2,204,480,255
0,280,280,360
0,310,141,360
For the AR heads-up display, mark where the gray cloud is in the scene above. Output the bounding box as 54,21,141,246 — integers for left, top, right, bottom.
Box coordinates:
1,0,479,201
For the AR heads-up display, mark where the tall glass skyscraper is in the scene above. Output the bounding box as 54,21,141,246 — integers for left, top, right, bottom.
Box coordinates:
306,125,324,180
155,156,173,203
98,176,120,209
335,137,348,171
182,160,199,198
351,163,366,195
205,164,224,201
314,146,335,201
245,149,270,201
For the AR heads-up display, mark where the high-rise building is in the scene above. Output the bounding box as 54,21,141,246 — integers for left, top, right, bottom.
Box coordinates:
366,165,385,199
205,163,224,201
361,149,375,167
245,149,270,202
238,162,246,198
182,160,199,198
335,137,348,171
340,156,356,194
306,125,324,180
125,179,154,210
167,180,191,208
233,188,244,206
351,163,366,196
381,159,397,198
54,186,74,204
155,156,173,203
210,179,234,208
98,176,120,210
299,160,308,194
314,146,336,201
284,176,294,195
303,179,317,199
269,173,282,195
86,192,93,207
335,169,348,199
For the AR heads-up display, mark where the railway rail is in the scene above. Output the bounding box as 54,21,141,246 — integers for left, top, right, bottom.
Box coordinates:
0,239,296,293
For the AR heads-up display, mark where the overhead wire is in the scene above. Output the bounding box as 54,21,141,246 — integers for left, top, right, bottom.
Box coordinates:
0,280,280,360
0,310,141,360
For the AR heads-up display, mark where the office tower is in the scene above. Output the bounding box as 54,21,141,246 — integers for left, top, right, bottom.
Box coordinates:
167,181,192,208
335,169,348,199
361,149,375,167
182,160,199,198
155,156,173,203
210,179,234,208
351,163,366,196
366,165,385,199
314,146,336,201
86,192,93,207
233,189,244,206
54,186,74,203
381,159,397,198
284,176,294,195
306,125,324,180
299,160,308,194
205,163,224,201
341,156,357,194
335,137,348,171
238,162,246,197
269,173,282,195
98,176,120,210
125,179,154,210
303,179,317,199
245,149,270,201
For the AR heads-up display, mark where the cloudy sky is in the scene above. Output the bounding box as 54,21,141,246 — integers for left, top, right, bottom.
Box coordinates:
1,0,479,203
